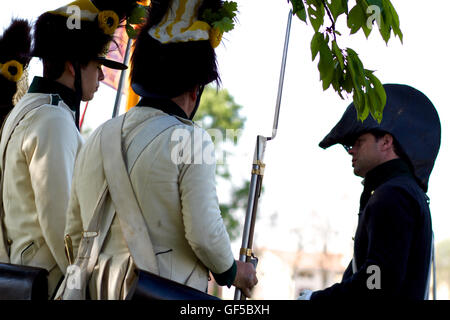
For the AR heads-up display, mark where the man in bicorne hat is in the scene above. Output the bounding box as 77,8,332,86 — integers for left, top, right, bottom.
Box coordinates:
298,84,440,300
60,0,258,300
0,0,140,298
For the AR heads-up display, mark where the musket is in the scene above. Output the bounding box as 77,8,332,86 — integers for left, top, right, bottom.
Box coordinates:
234,9,293,300
112,38,133,118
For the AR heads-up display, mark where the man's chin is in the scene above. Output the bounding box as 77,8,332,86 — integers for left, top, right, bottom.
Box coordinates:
353,168,364,178
81,95,94,102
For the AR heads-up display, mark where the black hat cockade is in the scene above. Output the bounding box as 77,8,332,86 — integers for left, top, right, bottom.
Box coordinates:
319,83,441,192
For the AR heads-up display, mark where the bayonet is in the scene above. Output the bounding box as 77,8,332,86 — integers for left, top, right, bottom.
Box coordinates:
234,8,293,300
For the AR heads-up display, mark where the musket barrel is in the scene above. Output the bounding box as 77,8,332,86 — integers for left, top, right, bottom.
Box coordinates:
271,9,293,140
239,172,259,254
234,8,293,301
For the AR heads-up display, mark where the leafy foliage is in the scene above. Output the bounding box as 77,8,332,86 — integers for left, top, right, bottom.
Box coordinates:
289,0,402,122
201,1,238,33
193,86,248,240
125,3,148,38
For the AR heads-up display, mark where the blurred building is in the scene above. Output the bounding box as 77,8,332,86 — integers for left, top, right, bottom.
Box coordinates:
212,247,347,300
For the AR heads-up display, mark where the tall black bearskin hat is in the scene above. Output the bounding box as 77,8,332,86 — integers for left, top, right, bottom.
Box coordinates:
0,19,32,119
131,0,237,99
319,84,441,192
32,0,145,71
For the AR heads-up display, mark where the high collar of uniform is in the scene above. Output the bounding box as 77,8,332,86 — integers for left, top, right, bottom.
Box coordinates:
360,158,413,210
28,76,80,112
137,97,189,120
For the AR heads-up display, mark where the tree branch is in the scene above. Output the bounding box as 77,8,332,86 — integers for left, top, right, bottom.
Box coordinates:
321,0,337,42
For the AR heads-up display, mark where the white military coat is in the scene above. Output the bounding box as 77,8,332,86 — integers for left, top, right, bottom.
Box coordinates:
65,106,235,299
0,92,83,297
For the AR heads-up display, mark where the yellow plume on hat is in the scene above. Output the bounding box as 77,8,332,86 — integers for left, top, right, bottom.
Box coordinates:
149,0,211,44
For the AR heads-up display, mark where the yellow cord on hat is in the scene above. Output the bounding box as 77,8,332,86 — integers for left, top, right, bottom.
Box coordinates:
0,60,24,82
98,10,119,35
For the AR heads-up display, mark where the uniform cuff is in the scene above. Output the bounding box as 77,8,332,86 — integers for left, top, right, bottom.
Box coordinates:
211,260,237,287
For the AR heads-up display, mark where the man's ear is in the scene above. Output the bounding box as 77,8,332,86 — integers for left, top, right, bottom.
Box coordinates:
66,61,76,77
190,85,199,101
382,134,395,151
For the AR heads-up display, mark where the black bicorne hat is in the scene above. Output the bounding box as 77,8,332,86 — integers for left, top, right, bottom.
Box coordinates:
319,83,441,192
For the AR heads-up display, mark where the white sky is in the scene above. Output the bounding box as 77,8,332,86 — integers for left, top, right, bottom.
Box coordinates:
2,0,450,292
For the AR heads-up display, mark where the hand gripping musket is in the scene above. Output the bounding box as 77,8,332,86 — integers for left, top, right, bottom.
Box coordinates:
234,9,293,300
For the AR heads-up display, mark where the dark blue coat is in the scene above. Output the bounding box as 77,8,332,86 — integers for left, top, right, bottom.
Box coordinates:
311,159,432,300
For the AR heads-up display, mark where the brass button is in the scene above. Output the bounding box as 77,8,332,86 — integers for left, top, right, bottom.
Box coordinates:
7,239,12,246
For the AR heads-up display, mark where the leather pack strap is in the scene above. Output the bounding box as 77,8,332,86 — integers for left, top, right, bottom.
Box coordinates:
100,114,169,273
0,95,57,262
56,181,114,299
125,115,181,173
81,181,116,278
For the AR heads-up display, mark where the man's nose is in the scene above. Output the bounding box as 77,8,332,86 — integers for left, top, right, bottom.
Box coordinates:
99,68,105,81
348,147,355,155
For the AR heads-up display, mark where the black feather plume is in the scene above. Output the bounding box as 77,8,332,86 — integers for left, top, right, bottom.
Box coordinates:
0,19,32,66
0,19,32,122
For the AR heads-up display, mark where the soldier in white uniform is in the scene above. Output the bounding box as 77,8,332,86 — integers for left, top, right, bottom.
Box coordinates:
0,0,138,298
60,0,258,300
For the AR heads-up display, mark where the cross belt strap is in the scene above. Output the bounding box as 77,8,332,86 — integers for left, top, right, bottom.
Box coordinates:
125,115,181,173
100,114,181,273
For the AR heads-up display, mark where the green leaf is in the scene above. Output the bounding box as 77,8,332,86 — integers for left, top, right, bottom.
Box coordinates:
212,17,235,32
332,40,344,69
361,5,373,38
318,42,335,90
343,70,353,94
222,1,238,19
346,48,370,121
378,14,391,43
346,48,365,84
291,0,307,22
347,3,365,34
331,62,343,94
126,24,138,39
128,4,147,25
360,93,370,121
385,0,403,42
353,87,366,121
202,8,221,24
328,0,348,22
306,0,325,33
366,0,383,10
366,72,387,122
311,32,324,61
